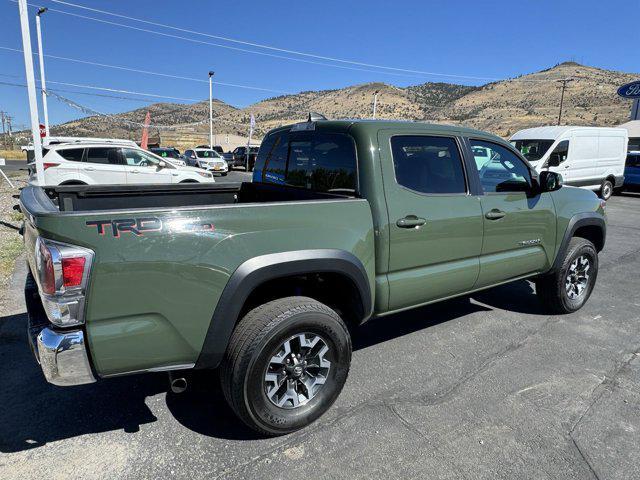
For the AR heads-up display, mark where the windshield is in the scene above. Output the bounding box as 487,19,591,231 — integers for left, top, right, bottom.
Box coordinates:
196,150,221,159
511,139,554,162
151,149,179,158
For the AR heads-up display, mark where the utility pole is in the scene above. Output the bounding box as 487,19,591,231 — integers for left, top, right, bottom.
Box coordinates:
557,78,573,126
1,111,6,149
208,71,215,148
372,90,380,119
35,7,49,138
18,0,44,184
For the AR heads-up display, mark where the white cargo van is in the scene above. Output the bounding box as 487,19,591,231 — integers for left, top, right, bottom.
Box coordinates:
510,126,628,200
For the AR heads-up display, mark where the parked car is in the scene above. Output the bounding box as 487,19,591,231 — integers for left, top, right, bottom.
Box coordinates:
183,148,228,175
21,119,605,436
28,142,215,185
619,151,640,192
230,146,260,171
510,126,628,200
149,147,187,166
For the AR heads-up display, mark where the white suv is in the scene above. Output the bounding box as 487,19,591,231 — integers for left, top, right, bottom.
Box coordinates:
29,143,215,186
183,148,228,176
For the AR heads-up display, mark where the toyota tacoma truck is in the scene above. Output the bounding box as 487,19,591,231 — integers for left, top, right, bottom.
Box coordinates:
20,119,606,436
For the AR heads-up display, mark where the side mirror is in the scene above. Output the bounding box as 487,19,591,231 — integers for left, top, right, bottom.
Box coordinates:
547,154,561,168
158,160,167,169
539,170,563,192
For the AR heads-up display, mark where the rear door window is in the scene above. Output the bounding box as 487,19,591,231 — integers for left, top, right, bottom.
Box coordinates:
86,147,121,165
58,148,84,162
390,135,466,194
255,131,357,193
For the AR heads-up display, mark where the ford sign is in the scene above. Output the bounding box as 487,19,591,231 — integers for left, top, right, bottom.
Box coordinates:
617,81,640,99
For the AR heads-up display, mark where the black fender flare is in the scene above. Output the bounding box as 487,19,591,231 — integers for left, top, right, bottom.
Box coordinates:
195,249,372,369
550,212,606,272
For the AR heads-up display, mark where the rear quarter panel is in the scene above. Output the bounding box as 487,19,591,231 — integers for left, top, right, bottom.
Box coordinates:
31,199,374,376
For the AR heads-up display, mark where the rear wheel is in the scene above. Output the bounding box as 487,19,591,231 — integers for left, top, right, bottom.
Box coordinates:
600,178,613,200
535,237,598,314
220,297,351,436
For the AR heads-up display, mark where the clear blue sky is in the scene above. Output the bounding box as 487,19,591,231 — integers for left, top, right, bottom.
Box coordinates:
1,0,638,129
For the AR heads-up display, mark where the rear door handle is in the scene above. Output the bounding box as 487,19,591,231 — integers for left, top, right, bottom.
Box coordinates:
485,209,506,220
396,215,427,228
84,166,95,171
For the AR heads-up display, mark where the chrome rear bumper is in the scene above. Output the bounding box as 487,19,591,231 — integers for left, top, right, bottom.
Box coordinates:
36,327,96,386
26,271,96,386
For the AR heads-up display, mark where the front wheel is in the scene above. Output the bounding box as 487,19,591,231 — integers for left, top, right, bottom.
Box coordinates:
535,237,598,314
220,297,352,436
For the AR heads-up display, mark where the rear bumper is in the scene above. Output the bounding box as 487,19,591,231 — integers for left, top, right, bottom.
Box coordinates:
36,328,95,386
25,273,96,386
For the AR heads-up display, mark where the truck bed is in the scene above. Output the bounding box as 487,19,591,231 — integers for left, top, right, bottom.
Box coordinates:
41,181,355,212
20,182,375,377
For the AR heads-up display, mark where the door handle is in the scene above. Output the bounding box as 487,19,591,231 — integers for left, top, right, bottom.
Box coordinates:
131,169,140,174
396,215,427,228
485,209,506,220
84,166,95,171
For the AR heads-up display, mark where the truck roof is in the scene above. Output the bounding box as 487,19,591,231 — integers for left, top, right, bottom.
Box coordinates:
268,119,506,143
510,125,628,141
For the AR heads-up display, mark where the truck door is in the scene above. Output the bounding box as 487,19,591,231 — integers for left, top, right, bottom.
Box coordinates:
378,130,483,310
469,139,556,288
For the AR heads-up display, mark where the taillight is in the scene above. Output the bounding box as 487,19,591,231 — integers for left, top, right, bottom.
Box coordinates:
43,162,59,170
38,239,55,294
35,237,94,327
62,257,86,287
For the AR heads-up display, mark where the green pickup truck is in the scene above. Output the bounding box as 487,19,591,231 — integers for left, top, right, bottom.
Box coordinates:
20,120,606,435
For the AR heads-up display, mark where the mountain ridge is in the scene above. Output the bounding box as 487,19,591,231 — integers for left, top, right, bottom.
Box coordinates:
48,62,639,149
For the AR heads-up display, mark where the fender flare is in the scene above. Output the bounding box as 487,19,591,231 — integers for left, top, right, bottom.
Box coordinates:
551,212,606,272
195,249,372,369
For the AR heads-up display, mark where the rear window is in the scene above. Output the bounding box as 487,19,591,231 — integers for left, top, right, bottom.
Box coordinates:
254,131,357,193
59,148,84,162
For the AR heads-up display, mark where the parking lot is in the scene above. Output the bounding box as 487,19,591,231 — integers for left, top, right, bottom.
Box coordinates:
0,189,639,479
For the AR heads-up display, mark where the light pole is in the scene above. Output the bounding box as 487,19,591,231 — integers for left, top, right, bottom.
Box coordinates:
372,90,380,119
557,78,573,126
35,7,49,138
208,71,214,147
18,0,44,185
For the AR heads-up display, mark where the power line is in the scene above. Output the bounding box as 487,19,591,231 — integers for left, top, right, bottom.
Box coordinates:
0,45,291,94
11,0,493,81
48,0,501,81
9,1,568,84
44,0,570,84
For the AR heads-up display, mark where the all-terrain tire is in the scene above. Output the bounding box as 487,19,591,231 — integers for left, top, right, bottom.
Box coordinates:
535,237,598,314
220,296,351,436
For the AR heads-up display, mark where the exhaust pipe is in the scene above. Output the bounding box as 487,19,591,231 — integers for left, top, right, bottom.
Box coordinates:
169,372,188,394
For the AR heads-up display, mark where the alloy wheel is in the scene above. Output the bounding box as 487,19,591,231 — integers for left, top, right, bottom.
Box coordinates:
565,255,591,299
263,333,331,409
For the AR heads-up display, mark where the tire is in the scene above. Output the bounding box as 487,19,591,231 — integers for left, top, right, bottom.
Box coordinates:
220,296,352,436
600,178,613,200
535,237,598,314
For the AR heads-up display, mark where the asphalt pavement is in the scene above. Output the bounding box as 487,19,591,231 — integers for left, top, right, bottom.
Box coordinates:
1,191,639,479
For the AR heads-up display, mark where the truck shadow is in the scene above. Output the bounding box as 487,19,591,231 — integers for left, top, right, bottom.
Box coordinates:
0,280,544,449
0,312,166,453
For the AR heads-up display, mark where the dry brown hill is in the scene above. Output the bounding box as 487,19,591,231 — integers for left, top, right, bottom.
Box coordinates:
48,62,639,145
